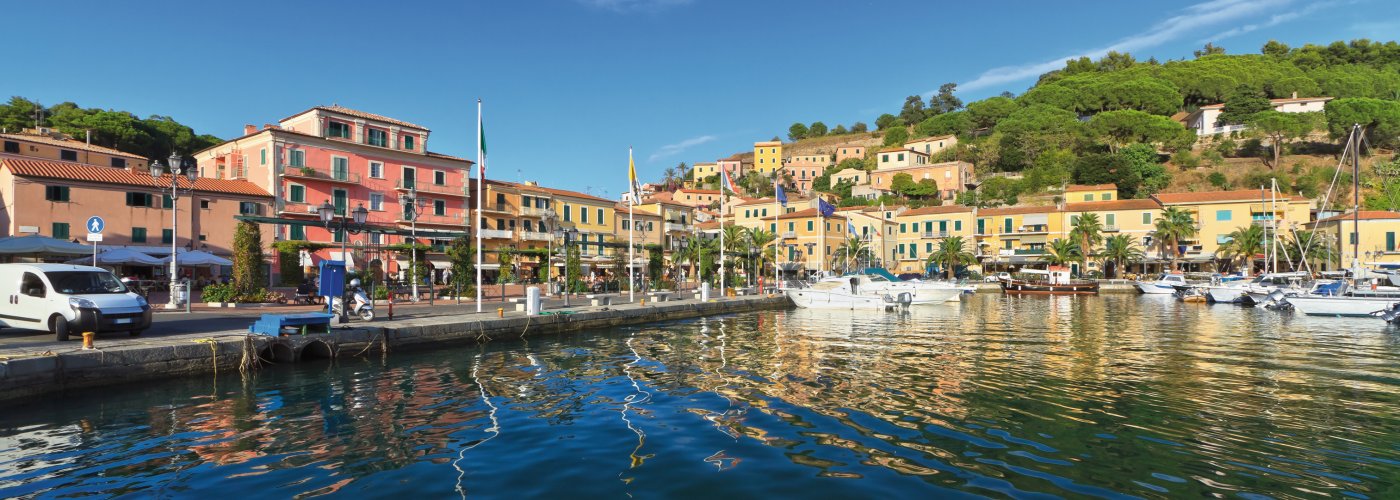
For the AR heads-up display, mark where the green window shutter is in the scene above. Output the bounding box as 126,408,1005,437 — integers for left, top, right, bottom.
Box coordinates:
898,244,904,254
162,229,174,244
52,223,69,239
807,221,813,231
163,194,173,209
900,223,906,233
1388,232,1396,252
1143,212,1151,224
1106,214,1115,226
954,220,962,231
260,149,267,165
132,227,147,243
290,225,305,240
289,185,304,203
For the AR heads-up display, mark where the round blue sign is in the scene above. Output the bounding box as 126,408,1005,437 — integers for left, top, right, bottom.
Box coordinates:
86,216,105,234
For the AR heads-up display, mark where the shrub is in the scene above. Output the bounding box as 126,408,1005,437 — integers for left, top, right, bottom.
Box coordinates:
201,283,237,303
1207,171,1229,189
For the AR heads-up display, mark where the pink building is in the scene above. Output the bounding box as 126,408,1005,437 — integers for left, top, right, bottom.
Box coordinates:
194,106,473,279
834,145,866,164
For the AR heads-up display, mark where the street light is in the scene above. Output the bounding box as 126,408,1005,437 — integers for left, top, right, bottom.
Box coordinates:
542,209,557,294
398,189,428,302
320,200,368,323
148,153,199,310
559,227,579,306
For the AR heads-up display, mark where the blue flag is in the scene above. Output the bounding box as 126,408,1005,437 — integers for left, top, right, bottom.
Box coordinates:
818,199,835,218
775,183,787,207
848,221,858,236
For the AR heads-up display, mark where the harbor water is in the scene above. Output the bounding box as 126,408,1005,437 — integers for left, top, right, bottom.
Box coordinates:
2,294,1399,498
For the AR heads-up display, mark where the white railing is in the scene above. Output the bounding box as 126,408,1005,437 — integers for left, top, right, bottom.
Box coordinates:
1104,225,1119,232
781,231,796,239
478,228,514,239
520,206,552,217
519,231,551,241
664,222,693,232
920,231,949,238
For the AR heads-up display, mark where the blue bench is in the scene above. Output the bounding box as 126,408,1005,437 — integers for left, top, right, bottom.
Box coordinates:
249,313,336,336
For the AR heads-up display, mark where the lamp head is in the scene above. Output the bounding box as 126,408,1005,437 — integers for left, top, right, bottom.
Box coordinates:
352,203,368,224
149,161,165,178
318,200,335,223
168,153,182,171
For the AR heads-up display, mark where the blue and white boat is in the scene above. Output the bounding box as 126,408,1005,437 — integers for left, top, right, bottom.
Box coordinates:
1135,273,1188,294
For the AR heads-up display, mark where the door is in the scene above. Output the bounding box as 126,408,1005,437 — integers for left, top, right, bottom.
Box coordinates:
333,189,348,215
11,272,50,329
402,167,416,190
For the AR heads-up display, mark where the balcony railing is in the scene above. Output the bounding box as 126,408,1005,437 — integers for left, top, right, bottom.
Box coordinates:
519,231,552,241
520,206,553,217
664,222,694,232
279,201,322,215
781,231,797,239
280,164,360,184
478,228,514,239
1016,225,1049,234
396,180,466,197
920,231,950,239
480,203,513,213
1104,225,1120,232
999,248,1046,256
402,212,464,226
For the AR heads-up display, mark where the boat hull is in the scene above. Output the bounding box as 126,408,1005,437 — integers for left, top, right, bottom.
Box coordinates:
1001,280,1099,295
1206,286,1247,304
1135,282,1177,294
785,289,894,309
1285,296,1400,317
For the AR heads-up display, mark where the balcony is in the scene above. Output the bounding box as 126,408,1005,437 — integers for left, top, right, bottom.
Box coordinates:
998,248,1046,257
1016,225,1049,234
664,222,694,233
478,228,514,239
519,231,552,241
280,164,360,184
480,203,514,214
396,180,466,197
781,231,797,239
920,231,950,239
1104,225,1120,232
520,206,554,217
400,212,464,226
279,201,322,216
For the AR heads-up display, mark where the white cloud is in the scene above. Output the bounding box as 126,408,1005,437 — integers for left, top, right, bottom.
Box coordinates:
575,0,693,13
649,135,716,162
956,0,1290,93
1200,1,1338,42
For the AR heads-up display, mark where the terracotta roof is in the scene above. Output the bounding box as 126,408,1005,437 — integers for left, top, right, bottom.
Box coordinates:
901,205,974,216
193,127,473,166
754,141,782,147
696,220,722,230
646,191,675,203
736,196,807,207
2,158,271,197
679,188,720,194
776,207,846,220
0,132,148,160
425,151,468,161
1064,199,1161,212
905,134,955,144
1197,96,1333,110
1313,210,1400,224
878,147,918,154
520,184,612,203
979,205,1057,216
1153,189,1308,204
281,105,429,130
1065,183,1116,192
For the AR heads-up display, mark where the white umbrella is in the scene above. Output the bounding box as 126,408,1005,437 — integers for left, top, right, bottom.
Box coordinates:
0,235,92,255
65,248,163,266
160,249,233,267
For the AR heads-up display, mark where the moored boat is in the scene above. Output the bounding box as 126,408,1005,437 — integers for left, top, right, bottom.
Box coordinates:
1000,267,1099,295
1135,272,1188,294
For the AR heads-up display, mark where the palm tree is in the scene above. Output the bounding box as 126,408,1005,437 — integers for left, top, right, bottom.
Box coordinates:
926,236,976,280
1042,238,1083,267
1069,212,1104,272
748,228,776,278
1153,207,1198,271
1219,224,1265,273
1285,229,1339,271
1099,234,1145,278
833,236,870,274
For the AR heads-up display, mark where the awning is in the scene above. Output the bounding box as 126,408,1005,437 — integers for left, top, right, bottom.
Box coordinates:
1023,213,1049,225
329,251,356,270
427,257,451,268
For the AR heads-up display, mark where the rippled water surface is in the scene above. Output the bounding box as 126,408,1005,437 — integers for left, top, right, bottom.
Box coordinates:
4,294,1400,498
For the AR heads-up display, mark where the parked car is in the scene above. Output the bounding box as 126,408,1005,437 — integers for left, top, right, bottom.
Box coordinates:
984,272,1011,282
0,264,152,341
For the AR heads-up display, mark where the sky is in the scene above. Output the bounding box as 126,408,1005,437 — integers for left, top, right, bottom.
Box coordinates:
5,0,1398,198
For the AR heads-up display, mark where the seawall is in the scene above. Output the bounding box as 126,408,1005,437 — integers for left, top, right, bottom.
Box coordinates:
0,295,791,403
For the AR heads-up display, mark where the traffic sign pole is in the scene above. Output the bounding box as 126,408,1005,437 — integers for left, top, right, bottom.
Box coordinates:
86,216,105,268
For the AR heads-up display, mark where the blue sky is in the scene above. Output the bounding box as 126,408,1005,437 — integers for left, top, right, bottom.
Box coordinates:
6,0,1397,197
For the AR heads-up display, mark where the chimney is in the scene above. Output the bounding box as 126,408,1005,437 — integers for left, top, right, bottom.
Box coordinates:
85,130,92,144
243,124,257,135
1291,91,1298,99
263,123,276,130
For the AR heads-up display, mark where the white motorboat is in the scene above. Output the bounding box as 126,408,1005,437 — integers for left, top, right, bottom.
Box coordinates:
1242,272,1310,306
785,276,916,310
1283,281,1400,317
855,269,966,303
1135,273,1188,294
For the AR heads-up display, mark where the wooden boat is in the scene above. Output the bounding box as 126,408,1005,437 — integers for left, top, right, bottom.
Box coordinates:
999,267,1099,295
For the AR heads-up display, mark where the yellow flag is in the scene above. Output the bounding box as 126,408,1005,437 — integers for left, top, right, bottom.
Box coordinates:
628,148,639,202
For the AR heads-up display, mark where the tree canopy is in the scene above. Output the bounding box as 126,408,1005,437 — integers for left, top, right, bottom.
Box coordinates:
1,97,222,160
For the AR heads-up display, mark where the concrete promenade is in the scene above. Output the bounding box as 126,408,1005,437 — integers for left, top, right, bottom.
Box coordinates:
0,293,791,402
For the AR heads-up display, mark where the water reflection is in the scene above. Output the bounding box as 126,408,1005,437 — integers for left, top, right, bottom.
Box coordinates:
1,295,1398,498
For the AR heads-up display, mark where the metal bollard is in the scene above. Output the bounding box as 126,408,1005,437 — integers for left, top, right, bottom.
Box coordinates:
82,332,95,350
526,287,541,316
497,307,504,318
700,282,711,302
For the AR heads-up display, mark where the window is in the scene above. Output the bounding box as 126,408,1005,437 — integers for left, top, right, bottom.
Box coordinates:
1003,218,1013,233
762,209,768,216
369,193,383,211
1215,210,1232,222
1389,232,1396,252
290,225,305,240
239,202,260,215
881,154,888,162
926,243,933,252
1350,233,1358,245
111,158,126,168
200,199,210,209
898,244,905,255
977,219,985,234
563,204,572,222
1083,194,1092,201
900,223,906,234
1070,215,1079,225
369,162,383,179
581,207,589,223
1106,214,1116,226
367,129,387,147
289,150,305,167
327,121,351,138
21,272,45,298
597,208,604,223
1102,193,1111,201
1143,212,1152,224
788,222,794,231
402,135,415,150
526,220,535,232
333,227,344,243
402,166,416,188
132,227,147,243
52,222,70,239
260,148,267,165
163,194,173,209
370,233,382,244
807,221,813,231
60,149,77,161
2,141,17,153
45,186,69,202
954,221,962,231
897,154,904,162
434,171,446,185
434,199,446,216
745,210,751,218
622,220,630,230
162,229,174,244
332,157,349,180
126,192,154,207
289,184,305,203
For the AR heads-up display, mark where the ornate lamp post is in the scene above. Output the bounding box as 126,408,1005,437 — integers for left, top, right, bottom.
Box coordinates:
319,200,369,322
398,189,428,302
559,227,579,306
542,209,558,293
148,153,198,310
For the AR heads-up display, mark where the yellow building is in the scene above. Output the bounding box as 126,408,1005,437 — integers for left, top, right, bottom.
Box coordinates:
1151,189,1311,266
734,196,811,231
893,205,976,274
838,206,900,270
1063,183,1117,202
691,162,718,183
1306,210,1400,269
775,207,846,274
753,141,783,175
976,206,1065,270
1061,198,1162,273
551,187,617,273
2,129,149,170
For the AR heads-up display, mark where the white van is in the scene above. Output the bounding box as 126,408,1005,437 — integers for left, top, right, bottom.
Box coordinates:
0,264,152,341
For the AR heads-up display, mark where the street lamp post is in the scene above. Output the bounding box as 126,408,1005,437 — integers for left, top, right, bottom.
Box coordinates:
319,200,369,323
561,227,579,306
398,189,428,303
543,210,558,295
148,153,198,310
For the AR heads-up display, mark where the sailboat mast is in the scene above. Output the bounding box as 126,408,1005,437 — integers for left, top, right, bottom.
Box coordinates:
1271,178,1278,274
1352,123,1361,269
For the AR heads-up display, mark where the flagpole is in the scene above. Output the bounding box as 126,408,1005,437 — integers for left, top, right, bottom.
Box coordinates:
819,201,826,275
720,191,726,296
773,199,780,289
475,99,484,313
628,147,635,303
